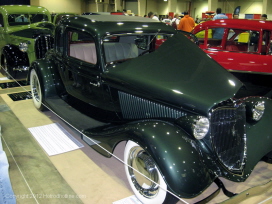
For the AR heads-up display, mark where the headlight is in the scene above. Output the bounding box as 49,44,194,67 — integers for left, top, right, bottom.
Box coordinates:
19,42,28,52
193,117,210,139
252,101,265,121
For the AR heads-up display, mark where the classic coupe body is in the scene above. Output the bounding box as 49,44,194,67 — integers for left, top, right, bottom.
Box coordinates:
0,5,54,79
192,19,272,89
29,15,272,203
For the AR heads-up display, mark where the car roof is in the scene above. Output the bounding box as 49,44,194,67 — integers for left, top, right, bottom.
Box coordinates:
0,5,50,14
60,15,176,35
80,14,162,23
194,19,272,32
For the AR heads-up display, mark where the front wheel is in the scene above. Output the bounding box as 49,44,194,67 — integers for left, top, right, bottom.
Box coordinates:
30,69,45,111
124,140,179,204
1,55,15,79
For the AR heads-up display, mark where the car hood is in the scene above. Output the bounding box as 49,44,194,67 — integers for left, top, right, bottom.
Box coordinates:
10,24,54,38
104,33,243,116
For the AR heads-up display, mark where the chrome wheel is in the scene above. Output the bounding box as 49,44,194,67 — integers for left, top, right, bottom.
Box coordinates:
2,56,8,72
128,146,159,198
124,140,170,204
1,55,13,79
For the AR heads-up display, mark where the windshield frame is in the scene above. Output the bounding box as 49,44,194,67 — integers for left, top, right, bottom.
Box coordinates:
103,33,174,69
8,13,49,26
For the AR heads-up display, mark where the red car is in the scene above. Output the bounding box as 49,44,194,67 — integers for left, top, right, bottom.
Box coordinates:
192,19,272,90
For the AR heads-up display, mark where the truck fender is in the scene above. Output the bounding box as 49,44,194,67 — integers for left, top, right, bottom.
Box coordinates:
82,120,214,198
2,45,29,66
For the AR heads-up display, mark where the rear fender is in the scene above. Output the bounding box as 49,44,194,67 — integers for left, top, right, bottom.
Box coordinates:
83,120,214,198
28,59,64,98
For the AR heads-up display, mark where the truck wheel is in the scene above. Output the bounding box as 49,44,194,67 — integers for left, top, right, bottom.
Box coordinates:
1,55,15,79
124,140,179,204
30,69,45,111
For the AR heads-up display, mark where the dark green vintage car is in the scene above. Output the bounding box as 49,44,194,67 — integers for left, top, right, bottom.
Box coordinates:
0,5,54,79
29,15,272,203
51,12,77,25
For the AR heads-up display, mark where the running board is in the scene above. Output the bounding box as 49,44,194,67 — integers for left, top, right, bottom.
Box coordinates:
45,96,107,133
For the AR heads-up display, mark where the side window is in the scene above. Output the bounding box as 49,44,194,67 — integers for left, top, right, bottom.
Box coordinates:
225,29,250,52
204,27,227,48
195,29,212,47
103,35,139,64
195,29,212,39
223,29,262,53
0,14,3,27
68,30,97,65
103,34,173,66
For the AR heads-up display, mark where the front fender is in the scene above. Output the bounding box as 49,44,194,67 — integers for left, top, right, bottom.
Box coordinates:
240,97,272,179
83,120,214,198
2,45,29,66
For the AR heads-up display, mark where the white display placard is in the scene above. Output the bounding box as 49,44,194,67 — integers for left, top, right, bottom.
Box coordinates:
113,195,142,204
28,123,83,156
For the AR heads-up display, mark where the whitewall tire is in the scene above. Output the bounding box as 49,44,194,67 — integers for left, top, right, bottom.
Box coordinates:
124,140,178,204
30,69,45,111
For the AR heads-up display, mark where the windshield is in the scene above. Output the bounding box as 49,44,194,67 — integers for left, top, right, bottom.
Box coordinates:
103,33,173,67
8,14,49,26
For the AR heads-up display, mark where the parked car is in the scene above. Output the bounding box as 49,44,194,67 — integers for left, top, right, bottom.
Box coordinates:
82,12,124,15
29,15,272,204
192,19,272,90
51,12,77,25
0,5,54,79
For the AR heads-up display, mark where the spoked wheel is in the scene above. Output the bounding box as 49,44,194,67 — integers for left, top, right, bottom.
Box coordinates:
1,55,15,79
124,140,179,204
30,69,45,111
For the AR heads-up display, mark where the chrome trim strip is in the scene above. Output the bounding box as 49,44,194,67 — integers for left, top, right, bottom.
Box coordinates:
13,66,29,71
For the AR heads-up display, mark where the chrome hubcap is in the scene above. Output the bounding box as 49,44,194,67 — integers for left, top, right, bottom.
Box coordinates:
127,146,159,198
31,74,41,102
2,57,8,73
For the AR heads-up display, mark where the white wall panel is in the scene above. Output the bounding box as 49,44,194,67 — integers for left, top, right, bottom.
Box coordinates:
37,0,83,14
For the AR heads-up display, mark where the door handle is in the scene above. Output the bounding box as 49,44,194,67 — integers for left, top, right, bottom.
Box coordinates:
90,81,100,87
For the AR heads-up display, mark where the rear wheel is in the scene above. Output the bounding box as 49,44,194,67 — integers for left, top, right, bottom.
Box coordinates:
1,55,15,79
30,69,45,111
124,140,179,204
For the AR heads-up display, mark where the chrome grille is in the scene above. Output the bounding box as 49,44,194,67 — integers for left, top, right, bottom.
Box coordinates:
119,91,186,119
210,104,246,174
35,35,54,59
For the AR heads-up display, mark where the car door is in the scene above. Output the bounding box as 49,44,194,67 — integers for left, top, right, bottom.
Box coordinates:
55,27,106,109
